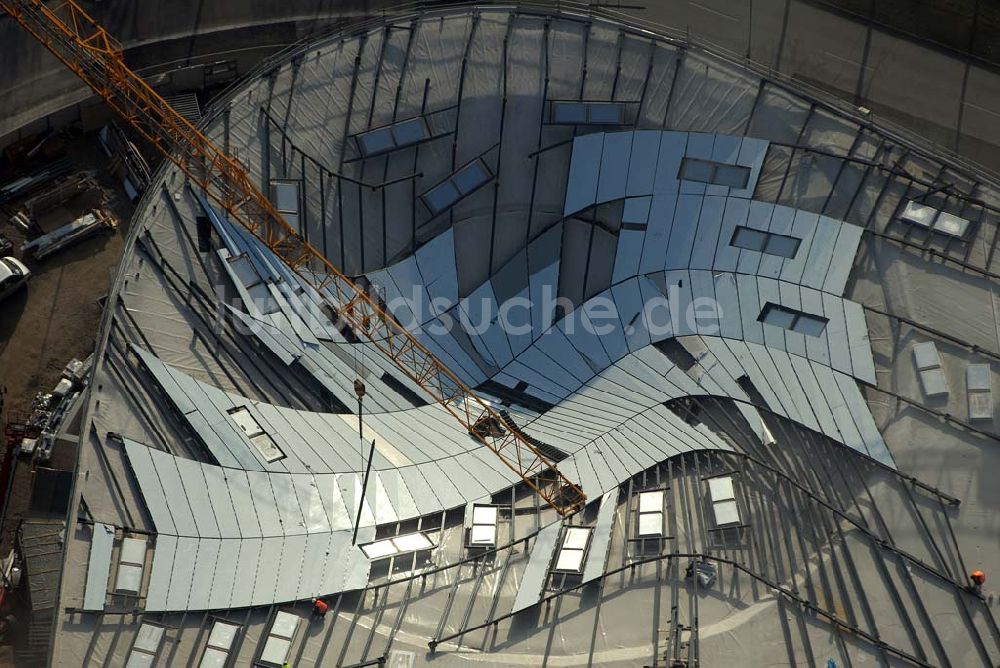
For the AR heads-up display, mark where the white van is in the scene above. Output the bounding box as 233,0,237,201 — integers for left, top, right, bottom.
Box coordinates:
0,256,30,301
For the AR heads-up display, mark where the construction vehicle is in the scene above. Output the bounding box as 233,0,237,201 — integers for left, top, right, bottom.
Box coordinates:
0,0,586,515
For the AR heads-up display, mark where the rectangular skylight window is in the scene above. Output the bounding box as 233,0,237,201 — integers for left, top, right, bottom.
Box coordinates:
758,303,828,337
127,624,164,668
356,116,430,156
550,100,626,125
899,200,971,238
967,364,993,420
469,504,499,547
551,101,587,123
200,619,240,667
270,180,301,230
228,407,285,463
260,611,299,666
357,127,394,155
552,527,592,573
679,158,750,189
421,159,494,215
913,341,949,398
637,490,664,537
730,226,801,259
114,536,146,594
587,103,624,124
707,476,741,527
360,532,436,560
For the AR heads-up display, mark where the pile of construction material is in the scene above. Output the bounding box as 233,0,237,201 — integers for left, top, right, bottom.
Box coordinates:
98,124,151,200
20,208,116,260
15,356,91,463
0,158,72,204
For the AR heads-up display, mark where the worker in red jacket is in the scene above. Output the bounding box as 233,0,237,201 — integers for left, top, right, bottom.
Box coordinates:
312,597,329,617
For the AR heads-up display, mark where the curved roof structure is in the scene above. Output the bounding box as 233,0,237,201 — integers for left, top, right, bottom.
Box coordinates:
47,4,1000,667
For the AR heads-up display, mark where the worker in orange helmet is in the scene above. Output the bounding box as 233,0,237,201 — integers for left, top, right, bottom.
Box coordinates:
970,570,986,595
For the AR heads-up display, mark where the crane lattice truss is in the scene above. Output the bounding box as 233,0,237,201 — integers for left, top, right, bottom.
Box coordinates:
1,0,586,515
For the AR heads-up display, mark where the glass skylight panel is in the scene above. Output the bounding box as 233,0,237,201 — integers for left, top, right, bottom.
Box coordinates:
260,637,292,666
357,127,394,155
229,406,264,437
707,476,741,527
967,364,993,420
469,504,499,546
126,653,155,668
679,158,751,188
761,305,796,329
759,303,828,337
471,525,496,545
360,539,397,560
551,101,587,123
228,407,285,462
714,164,751,188
900,200,936,227
763,234,800,258
563,527,591,550
360,532,435,559
270,612,299,639
120,537,146,565
555,547,586,572
421,160,494,214
392,532,434,552
637,490,665,537
553,527,592,573
638,513,663,537
126,624,163,668
708,477,735,501
638,490,664,513
133,624,164,653
934,211,970,237
115,564,142,593
791,313,828,337
680,158,715,183
731,226,802,259
452,161,490,194
912,341,941,370
115,536,146,593
207,621,239,650
201,619,240,668
587,102,624,124
199,648,227,668
712,500,741,526
899,200,971,238
550,100,625,124
270,181,299,214
422,180,461,214
473,505,498,525
391,117,429,145
357,117,430,156
730,226,768,251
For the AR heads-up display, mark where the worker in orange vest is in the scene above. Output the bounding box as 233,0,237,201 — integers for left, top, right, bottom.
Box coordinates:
970,570,986,595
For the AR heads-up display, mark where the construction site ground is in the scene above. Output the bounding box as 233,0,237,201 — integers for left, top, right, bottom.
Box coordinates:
0,132,135,559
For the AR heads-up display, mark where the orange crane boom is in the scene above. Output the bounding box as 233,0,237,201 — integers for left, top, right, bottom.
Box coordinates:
1,0,586,515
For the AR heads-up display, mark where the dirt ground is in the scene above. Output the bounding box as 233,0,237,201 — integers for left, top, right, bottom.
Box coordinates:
0,132,134,558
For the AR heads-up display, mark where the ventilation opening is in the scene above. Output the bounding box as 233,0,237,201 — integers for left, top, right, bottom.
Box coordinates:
664,396,702,427
735,375,769,408
478,379,555,413
380,372,427,408
653,338,698,372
